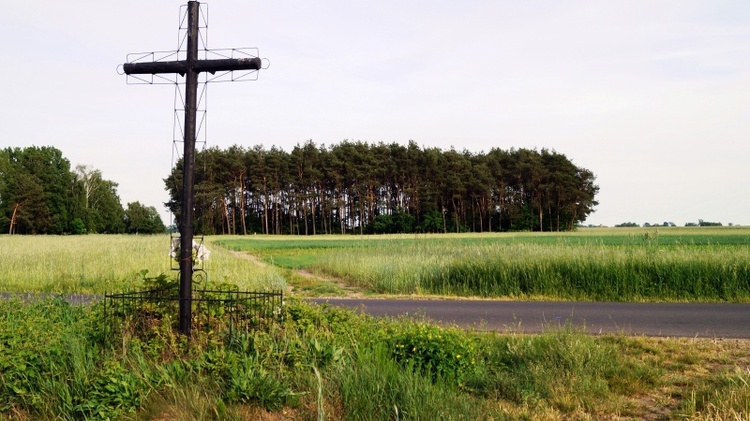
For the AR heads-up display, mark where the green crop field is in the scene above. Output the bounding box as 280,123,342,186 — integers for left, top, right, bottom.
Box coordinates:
2,227,749,302
216,226,750,302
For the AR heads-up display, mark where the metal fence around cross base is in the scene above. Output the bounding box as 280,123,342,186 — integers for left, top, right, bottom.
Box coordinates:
104,287,283,342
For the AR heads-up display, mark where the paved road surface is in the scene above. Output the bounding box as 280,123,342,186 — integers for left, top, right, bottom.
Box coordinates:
311,298,750,338
0,292,101,305
4,293,749,338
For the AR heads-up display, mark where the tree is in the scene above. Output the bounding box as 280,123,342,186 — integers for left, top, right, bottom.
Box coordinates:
92,180,126,233
3,171,49,234
124,202,166,234
0,146,73,234
73,166,125,233
0,146,156,235
615,222,639,227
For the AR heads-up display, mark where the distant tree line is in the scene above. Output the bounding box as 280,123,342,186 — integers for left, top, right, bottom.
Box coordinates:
0,146,165,234
165,141,599,235
615,220,727,228
686,220,724,227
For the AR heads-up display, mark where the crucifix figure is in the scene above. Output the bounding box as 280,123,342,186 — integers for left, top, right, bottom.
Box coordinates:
122,1,264,336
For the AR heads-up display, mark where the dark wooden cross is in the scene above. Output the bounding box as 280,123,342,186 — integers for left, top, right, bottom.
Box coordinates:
122,1,262,336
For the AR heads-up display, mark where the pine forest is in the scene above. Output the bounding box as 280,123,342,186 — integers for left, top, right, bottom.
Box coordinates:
165,140,599,235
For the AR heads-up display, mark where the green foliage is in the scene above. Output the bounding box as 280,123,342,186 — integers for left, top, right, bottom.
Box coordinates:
4,234,750,418
332,344,496,420
216,229,750,301
420,210,445,233
286,300,366,340
0,295,292,418
75,359,151,419
69,217,87,234
74,164,127,234
465,328,660,409
0,146,131,235
109,269,281,359
677,367,750,418
0,146,73,234
1,296,747,419
280,231,750,301
166,142,598,235
125,201,166,234
373,208,417,234
0,298,147,419
380,321,476,385
0,235,285,294
223,352,295,410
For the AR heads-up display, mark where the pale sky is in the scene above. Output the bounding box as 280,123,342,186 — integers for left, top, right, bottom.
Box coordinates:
2,1,749,227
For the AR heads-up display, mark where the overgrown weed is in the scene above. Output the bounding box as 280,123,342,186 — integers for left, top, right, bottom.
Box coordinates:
2,295,750,419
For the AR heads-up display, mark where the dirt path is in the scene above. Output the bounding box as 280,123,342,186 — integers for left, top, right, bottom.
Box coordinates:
229,249,269,267
228,250,365,298
293,268,366,298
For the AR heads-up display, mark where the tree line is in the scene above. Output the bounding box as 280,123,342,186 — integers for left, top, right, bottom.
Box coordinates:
166,141,599,235
615,220,729,228
0,146,165,234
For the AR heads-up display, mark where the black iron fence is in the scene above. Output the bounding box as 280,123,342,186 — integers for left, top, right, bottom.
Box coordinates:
104,287,283,342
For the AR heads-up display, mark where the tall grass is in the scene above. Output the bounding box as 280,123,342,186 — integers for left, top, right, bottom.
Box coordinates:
0,235,285,294
679,367,750,419
213,228,750,301
2,298,748,419
312,240,750,301
331,343,498,420
0,298,296,420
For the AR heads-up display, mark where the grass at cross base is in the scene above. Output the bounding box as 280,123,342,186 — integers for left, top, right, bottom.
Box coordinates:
0,234,286,294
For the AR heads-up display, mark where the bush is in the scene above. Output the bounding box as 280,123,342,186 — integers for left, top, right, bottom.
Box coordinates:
380,320,476,385
332,343,493,420
70,218,87,234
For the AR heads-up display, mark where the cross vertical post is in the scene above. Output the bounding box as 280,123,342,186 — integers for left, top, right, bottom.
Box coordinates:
121,1,264,336
178,0,199,337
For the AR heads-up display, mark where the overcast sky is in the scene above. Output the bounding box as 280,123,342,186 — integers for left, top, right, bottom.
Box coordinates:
2,1,749,227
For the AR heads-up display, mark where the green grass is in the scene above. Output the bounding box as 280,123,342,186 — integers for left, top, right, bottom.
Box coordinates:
2,231,750,419
2,297,749,419
4,229,746,300
216,227,750,302
218,226,750,249
0,234,286,294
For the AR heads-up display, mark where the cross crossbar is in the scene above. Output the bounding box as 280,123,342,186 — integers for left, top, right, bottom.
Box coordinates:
123,57,261,76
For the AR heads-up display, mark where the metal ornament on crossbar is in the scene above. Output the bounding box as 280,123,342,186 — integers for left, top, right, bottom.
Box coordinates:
119,1,267,337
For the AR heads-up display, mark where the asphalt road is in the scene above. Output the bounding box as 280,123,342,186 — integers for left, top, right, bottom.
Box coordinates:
0,292,101,305
310,298,750,339
5,293,749,338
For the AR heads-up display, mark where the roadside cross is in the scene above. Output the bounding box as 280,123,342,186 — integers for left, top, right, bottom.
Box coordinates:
121,1,263,336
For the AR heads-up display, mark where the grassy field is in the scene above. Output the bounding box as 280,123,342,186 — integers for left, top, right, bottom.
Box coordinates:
0,234,285,294
217,226,750,302
2,229,750,419
3,227,747,301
